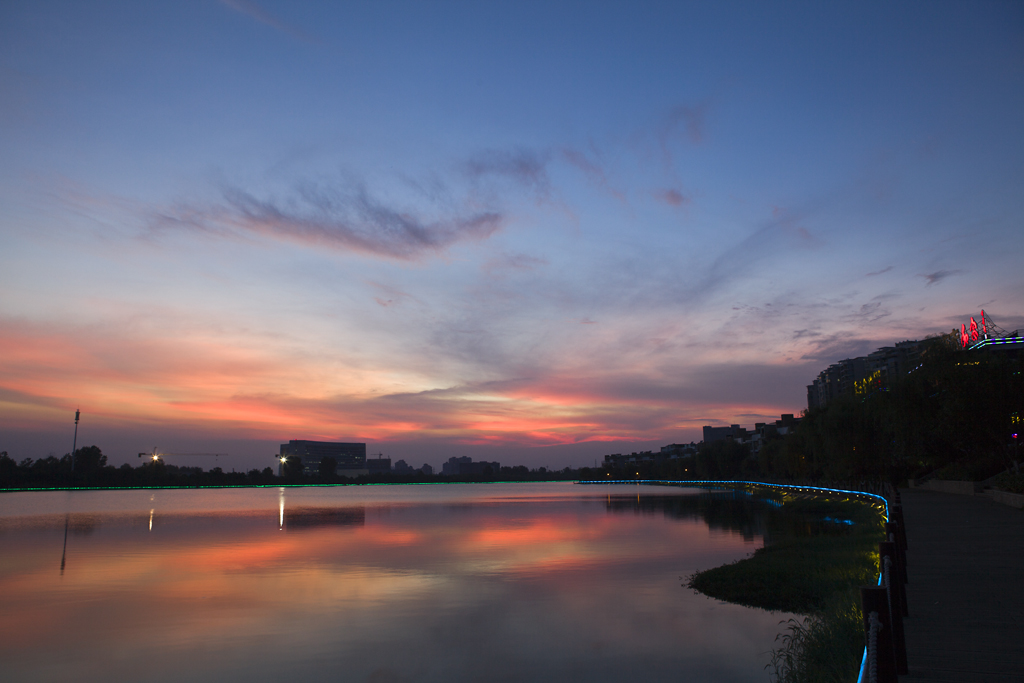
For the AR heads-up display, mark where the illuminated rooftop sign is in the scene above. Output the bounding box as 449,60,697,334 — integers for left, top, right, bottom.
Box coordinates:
959,309,1023,350
960,310,988,348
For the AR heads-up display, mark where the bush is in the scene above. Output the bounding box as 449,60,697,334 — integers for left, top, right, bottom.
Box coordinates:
989,470,1024,494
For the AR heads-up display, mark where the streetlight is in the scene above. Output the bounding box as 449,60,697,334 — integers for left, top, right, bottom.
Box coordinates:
70,409,80,475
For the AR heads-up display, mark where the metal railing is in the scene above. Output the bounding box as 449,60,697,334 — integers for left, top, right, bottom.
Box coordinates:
856,485,908,683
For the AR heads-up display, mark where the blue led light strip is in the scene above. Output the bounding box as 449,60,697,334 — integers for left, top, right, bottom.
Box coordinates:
969,337,1024,349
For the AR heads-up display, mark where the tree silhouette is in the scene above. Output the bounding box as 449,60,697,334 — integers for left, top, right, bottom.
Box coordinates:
73,446,107,476
317,456,338,481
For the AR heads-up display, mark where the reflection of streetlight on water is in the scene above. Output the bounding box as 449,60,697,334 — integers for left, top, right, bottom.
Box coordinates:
279,488,285,530
60,514,69,575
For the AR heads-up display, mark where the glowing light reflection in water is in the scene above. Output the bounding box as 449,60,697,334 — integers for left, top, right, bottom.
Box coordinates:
0,483,794,682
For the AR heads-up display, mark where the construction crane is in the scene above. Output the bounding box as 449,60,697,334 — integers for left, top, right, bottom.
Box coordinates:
138,448,228,462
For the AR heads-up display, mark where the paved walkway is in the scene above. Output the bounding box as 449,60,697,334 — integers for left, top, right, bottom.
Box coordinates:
899,488,1024,682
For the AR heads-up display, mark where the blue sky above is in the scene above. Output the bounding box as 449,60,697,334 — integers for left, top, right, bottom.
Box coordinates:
2,0,1022,470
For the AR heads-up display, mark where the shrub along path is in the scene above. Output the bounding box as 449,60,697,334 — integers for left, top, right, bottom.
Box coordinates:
899,488,1023,682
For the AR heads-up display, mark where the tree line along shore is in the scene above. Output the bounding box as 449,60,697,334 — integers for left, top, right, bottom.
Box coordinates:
0,451,585,491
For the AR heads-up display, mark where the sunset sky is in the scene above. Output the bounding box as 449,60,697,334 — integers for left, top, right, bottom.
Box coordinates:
2,1,1022,470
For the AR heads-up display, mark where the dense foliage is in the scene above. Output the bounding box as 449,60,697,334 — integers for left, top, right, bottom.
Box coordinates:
603,342,1023,486
780,343,1021,484
0,449,280,489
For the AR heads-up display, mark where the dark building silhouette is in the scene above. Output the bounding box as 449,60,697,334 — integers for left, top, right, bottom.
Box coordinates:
394,459,434,475
806,340,923,410
703,425,742,444
687,414,803,459
279,440,367,477
660,443,698,458
366,454,391,474
442,456,499,476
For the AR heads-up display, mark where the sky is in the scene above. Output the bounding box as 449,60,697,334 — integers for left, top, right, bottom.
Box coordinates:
1,0,1023,471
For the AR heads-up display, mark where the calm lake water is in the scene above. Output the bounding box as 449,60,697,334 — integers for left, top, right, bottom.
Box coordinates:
0,483,795,682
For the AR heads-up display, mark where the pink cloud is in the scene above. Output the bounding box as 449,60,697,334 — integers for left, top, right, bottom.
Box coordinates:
654,188,690,207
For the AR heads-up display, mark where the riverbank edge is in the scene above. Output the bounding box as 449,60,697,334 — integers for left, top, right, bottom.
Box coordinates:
577,480,887,683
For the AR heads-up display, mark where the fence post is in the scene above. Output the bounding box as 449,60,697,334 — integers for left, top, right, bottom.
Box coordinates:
886,521,908,586
885,523,908,616
893,503,907,550
861,586,898,683
879,541,908,674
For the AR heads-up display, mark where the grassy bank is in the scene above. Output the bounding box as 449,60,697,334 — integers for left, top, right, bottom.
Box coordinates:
688,494,886,683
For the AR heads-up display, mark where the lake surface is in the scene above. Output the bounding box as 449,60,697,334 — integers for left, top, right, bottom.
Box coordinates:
0,483,794,682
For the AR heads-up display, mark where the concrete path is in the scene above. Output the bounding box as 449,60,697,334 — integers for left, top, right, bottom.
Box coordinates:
899,488,1024,682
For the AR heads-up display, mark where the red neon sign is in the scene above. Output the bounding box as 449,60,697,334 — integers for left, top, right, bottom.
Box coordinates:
961,310,991,348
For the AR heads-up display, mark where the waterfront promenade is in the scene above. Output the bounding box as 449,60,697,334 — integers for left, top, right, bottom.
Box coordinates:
899,488,1023,682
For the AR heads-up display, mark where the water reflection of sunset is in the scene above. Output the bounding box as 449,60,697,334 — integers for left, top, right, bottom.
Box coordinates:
1,485,789,682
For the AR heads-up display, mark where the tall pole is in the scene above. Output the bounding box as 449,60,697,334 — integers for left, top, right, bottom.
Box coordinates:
70,409,80,474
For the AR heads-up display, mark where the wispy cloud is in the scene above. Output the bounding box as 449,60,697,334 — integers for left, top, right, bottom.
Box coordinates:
663,103,708,145
464,148,552,198
219,0,317,43
482,252,548,274
866,266,893,276
156,183,503,260
843,301,892,325
798,334,881,363
679,205,822,304
560,146,626,202
368,281,421,309
654,188,690,207
654,101,711,175
920,269,961,286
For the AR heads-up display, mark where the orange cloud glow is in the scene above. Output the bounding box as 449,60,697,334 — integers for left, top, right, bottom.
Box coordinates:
0,311,813,460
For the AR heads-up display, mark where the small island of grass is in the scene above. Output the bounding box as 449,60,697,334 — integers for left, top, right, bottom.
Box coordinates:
688,492,886,683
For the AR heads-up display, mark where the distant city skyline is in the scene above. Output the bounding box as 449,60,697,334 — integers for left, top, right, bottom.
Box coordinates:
2,1,1022,471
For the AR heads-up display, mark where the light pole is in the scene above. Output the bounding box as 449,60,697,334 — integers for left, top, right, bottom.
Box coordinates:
70,409,80,475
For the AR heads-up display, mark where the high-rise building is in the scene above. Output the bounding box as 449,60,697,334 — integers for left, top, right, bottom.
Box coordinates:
806,340,923,411
279,440,367,477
